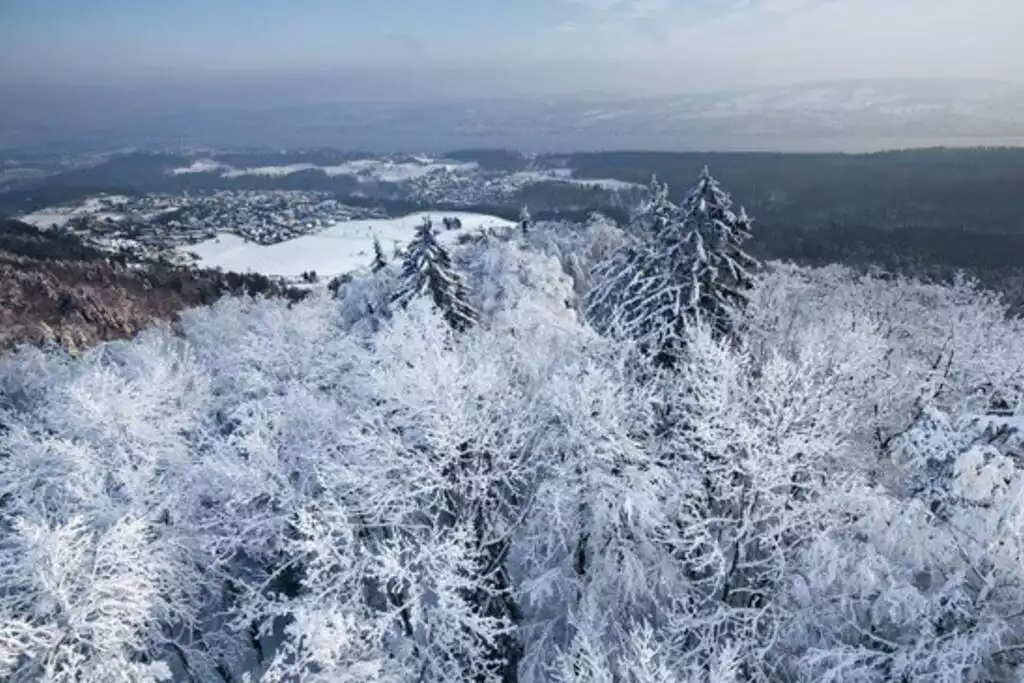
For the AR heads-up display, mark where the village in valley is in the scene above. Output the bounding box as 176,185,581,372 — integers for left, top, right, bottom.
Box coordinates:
18,190,389,262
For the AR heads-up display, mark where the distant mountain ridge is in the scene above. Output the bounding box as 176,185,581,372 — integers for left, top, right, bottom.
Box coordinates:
4,79,1023,153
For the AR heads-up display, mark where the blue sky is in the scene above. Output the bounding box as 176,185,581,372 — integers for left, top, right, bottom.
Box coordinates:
1,0,1021,94
2,0,584,77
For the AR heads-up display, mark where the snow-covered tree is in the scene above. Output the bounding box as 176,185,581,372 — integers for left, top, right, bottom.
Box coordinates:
631,175,675,241
519,205,532,234
392,217,478,332
3,221,1024,683
370,236,388,273
670,168,758,339
586,168,758,362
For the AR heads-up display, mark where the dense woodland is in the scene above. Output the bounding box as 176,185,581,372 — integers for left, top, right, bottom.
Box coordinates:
2,169,1024,681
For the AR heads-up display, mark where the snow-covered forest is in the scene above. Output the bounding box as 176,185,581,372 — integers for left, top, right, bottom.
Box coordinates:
3,169,1024,683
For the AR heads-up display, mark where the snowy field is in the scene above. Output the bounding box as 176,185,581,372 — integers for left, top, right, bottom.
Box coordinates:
169,157,642,192
565,177,642,191
170,157,478,182
20,196,132,230
185,211,515,279
508,168,642,191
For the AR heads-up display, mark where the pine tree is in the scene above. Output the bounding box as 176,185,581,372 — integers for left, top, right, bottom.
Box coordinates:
631,175,676,240
370,236,388,272
392,217,478,332
669,166,758,340
519,204,532,234
585,167,758,362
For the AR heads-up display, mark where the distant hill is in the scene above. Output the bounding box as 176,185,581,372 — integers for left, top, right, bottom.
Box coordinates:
5,146,1024,237
4,78,1023,152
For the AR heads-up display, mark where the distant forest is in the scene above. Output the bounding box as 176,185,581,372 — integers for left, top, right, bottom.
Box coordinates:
4,147,1024,303
434,147,1024,305
549,148,1024,267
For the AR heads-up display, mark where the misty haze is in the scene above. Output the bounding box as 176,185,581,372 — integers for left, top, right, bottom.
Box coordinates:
3,2,1024,683
3,0,1024,152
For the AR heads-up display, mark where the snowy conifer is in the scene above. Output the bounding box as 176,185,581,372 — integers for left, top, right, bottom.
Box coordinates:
519,204,532,234
586,167,758,361
370,235,388,273
392,217,478,332
668,166,759,339
631,175,676,240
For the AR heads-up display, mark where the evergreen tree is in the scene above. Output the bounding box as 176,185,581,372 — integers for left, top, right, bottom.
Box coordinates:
370,236,388,273
668,166,759,340
585,167,758,362
519,205,532,234
631,175,676,240
392,217,478,332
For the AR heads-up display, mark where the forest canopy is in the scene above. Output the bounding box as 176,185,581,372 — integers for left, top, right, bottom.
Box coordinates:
2,171,1024,682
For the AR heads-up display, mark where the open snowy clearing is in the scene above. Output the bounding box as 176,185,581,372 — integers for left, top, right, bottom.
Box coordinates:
20,196,134,230
565,177,643,191
18,211,78,230
168,158,640,191
509,168,643,192
169,157,478,182
170,159,230,175
184,211,515,279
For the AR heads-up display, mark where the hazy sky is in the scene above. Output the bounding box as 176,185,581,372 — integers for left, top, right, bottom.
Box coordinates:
1,0,1021,98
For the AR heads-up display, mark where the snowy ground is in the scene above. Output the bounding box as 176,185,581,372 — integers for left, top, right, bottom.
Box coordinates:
170,157,478,182
20,196,132,230
184,211,515,279
565,177,642,191
170,159,230,175
508,168,642,193
168,157,642,195
18,210,79,230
